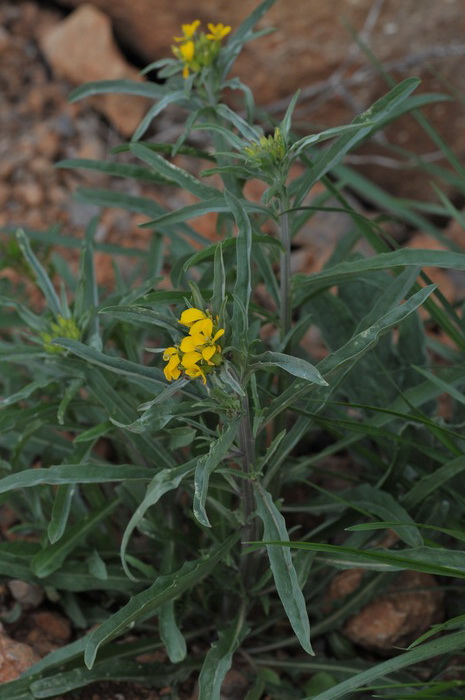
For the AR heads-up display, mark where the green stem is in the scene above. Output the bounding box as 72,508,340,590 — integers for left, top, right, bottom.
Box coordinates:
238,392,260,587
279,204,292,341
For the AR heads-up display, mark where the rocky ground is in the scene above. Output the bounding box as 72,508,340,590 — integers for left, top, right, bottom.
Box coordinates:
1,0,465,697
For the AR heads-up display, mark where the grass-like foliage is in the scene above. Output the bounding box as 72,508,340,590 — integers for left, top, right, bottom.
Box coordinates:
2,1,465,697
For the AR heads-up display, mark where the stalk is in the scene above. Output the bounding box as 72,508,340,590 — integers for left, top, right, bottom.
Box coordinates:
279,206,292,341
238,391,260,587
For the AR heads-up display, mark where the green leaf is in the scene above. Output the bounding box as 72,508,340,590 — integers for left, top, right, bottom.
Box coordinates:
55,158,173,185
303,630,465,699
216,103,260,141
31,499,118,578
265,285,436,424
0,378,52,409
262,541,465,578
139,197,271,228
290,123,375,157
15,229,62,317
69,79,166,102
0,464,154,495
47,485,76,545
132,90,188,141
120,462,196,579
281,90,301,141
294,77,420,205
99,305,179,334
84,535,237,668
198,612,248,700
255,352,329,385
193,420,240,528
52,338,163,388
403,455,465,510
226,190,252,322
336,484,423,547
158,602,187,663
254,484,313,655
295,249,465,297
130,143,220,200
0,296,47,332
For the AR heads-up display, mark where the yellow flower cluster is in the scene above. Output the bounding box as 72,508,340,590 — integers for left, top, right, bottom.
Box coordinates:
41,315,80,354
243,127,287,167
172,20,231,79
163,308,224,384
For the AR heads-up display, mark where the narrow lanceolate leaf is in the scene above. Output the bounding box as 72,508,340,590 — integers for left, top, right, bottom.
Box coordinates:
255,352,329,386
0,464,155,495
84,535,238,669
198,612,248,700
120,461,195,579
304,630,465,700
31,499,119,578
47,485,76,545
295,249,465,296
52,338,163,388
158,602,187,664
55,158,173,185
294,77,420,205
98,305,179,334
403,455,465,509
254,485,313,655
132,90,188,141
340,484,423,548
130,143,220,200
0,378,52,409
226,190,252,322
193,420,240,528
15,229,62,316
264,541,465,578
68,79,166,102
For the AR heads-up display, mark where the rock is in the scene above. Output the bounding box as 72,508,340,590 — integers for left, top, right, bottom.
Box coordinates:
328,569,443,652
8,581,44,610
24,611,72,656
0,623,40,682
13,182,44,207
39,4,148,137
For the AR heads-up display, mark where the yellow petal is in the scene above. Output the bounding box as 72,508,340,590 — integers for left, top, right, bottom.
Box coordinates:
206,23,231,40
202,345,216,362
164,361,181,381
190,318,213,337
163,346,179,360
185,365,206,383
182,19,200,37
179,40,195,62
212,328,225,342
180,333,205,352
179,308,207,327
181,351,202,369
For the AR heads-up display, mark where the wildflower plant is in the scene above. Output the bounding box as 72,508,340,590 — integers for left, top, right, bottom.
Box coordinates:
3,1,465,698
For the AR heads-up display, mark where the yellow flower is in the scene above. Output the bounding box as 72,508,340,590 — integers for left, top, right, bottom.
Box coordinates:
206,23,231,41
163,347,182,381
179,307,208,328
185,365,206,384
179,40,195,62
174,19,201,42
163,308,224,383
180,317,224,365
181,350,206,384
